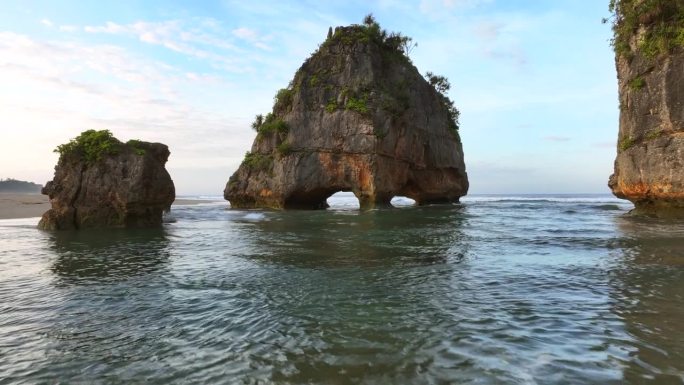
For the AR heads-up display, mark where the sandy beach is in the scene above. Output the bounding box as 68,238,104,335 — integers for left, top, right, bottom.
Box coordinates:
0,193,222,220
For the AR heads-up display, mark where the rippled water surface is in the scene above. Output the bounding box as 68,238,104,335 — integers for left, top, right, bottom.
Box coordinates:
1,194,684,384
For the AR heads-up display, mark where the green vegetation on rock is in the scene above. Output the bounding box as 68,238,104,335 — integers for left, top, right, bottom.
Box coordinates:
241,152,273,171
274,88,294,113
619,136,636,151
126,139,147,155
322,14,416,60
252,113,289,135
606,0,684,59
425,72,451,94
325,99,338,113
425,72,461,135
251,114,264,131
54,130,148,164
345,95,369,114
628,75,646,90
646,130,663,140
276,141,293,155
54,129,122,164
262,115,289,134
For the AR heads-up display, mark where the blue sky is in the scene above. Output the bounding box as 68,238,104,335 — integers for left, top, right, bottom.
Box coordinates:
0,0,618,195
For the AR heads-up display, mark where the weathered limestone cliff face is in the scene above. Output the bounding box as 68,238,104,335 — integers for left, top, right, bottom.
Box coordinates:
225,20,468,209
608,1,684,215
39,130,175,230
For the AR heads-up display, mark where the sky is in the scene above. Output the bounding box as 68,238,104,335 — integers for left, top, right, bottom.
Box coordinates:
0,0,619,195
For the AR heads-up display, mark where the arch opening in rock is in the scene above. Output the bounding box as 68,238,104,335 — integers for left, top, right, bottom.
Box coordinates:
284,187,340,209
390,195,417,207
327,191,361,210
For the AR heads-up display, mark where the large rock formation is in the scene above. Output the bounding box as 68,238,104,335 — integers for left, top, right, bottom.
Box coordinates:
225,18,468,209
608,1,684,216
39,130,175,230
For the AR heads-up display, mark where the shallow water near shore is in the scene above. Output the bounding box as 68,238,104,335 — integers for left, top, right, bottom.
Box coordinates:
1,194,683,384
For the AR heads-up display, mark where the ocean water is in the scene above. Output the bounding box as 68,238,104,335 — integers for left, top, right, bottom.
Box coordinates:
1,193,683,384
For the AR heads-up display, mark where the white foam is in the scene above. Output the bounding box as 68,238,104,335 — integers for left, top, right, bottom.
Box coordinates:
460,194,625,204
243,213,267,221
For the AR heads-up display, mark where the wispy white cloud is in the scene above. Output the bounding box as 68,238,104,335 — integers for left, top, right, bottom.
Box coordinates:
1,12,332,190
472,19,527,67
80,19,273,73
84,21,127,34
40,18,53,27
232,27,271,50
474,20,502,41
85,20,210,55
0,31,257,192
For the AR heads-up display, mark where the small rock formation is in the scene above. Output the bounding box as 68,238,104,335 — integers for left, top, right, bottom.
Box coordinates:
225,17,468,209
608,1,684,216
39,130,175,230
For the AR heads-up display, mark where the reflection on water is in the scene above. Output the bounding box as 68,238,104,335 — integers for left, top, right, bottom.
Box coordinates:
242,205,468,268
228,206,468,383
0,196,683,384
10,229,174,384
48,228,171,284
611,216,684,384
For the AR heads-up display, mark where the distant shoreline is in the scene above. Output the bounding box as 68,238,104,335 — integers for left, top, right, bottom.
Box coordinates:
0,193,223,220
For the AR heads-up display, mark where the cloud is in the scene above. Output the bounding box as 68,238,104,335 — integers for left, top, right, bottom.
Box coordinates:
80,19,269,73
482,46,527,66
472,20,527,67
233,27,257,40
0,31,259,193
543,136,571,142
84,21,127,34
474,21,502,41
232,27,272,50
40,19,53,27
85,20,205,55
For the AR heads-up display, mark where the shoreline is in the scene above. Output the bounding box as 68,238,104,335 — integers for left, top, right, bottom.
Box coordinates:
0,193,223,220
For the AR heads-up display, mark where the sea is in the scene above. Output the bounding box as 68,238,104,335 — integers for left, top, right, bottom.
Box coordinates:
1,193,683,384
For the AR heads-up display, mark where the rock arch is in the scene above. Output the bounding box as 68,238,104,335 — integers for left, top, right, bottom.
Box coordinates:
225,21,468,210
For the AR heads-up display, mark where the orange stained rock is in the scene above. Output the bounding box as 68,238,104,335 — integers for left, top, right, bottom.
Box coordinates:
317,153,374,192
357,164,372,191
617,181,684,200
